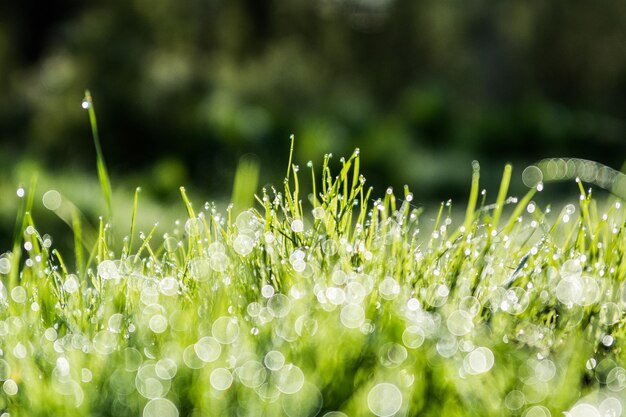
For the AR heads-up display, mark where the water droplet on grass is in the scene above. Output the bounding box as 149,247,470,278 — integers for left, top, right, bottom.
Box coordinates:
326,287,346,305
379,277,400,300
10,286,26,303
182,345,205,369
0,360,11,381
502,287,530,315
16,188,25,198
382,343,407,367
312,207,325,220
264,350,285,371
3,379,17,396
522,166,543,187
607,367,626,391
209,252,230,273
63,274,79,294
42,190,62,210
555,276,583,305
402,326,425,349
212,316,240,344
505,390,525,410
163,237,178,253
321,240,338,256
189,258,211,281
0,258,10,275
340,304,365,329
261,284,275,298
184,218,204,236
210,367,233,391
143,398,178,417
368,383,402,417
268,294,291,318
295,315,318,337
465,347,495,375
93,330,117,355
237,360,267,388
149,314,168,334
108,313,123,333
602,334,614,347
561,259,582,278
534,360,556,382
233,234,254,256
135,364,171,399
98,260,120,280
447,310,474,336
459,296,481,316
158,277,179,296
155,359,177,380
276,364,305,394
194,336,221,363
523,405,551,417
291,219,304,233
81,368,92,383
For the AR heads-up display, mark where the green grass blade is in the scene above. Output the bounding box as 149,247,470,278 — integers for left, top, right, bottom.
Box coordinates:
231,155,260,216
491,163,512,232
83,90,113,219
127,187,141,254
463,160,480,232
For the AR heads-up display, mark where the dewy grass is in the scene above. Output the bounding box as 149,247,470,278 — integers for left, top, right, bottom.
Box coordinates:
0,118,626,416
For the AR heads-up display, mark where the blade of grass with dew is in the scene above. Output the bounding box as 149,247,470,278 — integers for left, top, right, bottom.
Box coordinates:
126,187,141,255
83,90,113,219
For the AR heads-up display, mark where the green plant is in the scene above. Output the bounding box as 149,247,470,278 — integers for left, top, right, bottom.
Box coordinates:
0,109,625,416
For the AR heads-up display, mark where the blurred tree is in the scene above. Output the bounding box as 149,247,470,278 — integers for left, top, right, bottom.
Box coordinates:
0,0,624,200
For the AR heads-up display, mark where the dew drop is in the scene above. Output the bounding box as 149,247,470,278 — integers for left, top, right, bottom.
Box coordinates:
148,314,168,334
237,360,267,388
264,350,285,371
465,347,495,375
367,383,402,417
291,219,304,233
98,260,120,281
268,294,291,318
3,379,17,396
402,326,425,349
143,398,178,417
210,368,233,391
522,166,543,187
275,364,305,394
0,258,10,275
42,190,62,211
340,303,365,329
212,316,240,344
447,310,474,336
379,277,400,300
505,390,525,410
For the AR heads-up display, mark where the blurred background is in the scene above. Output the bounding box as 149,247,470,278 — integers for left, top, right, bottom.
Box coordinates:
1,0,625,249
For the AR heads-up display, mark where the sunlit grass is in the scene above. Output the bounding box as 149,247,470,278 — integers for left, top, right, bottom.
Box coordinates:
0,139,625,417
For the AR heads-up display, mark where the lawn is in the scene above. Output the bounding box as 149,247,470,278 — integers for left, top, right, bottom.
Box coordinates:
0,123,625,416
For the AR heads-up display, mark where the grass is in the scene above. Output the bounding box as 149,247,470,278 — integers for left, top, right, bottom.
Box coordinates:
1,109,626,416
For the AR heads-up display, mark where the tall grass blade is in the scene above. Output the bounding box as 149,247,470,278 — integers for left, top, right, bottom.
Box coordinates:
83,90,113,219
231,155,260,216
